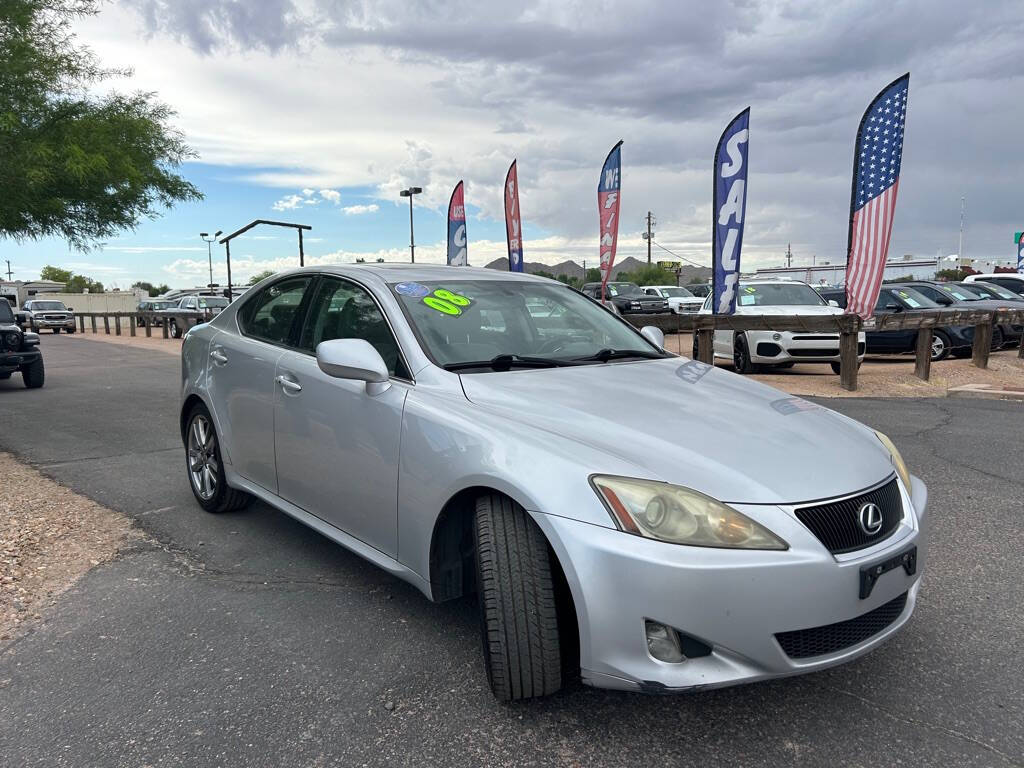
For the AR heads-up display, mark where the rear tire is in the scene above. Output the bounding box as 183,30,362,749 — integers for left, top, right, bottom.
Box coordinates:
930,330,951,362
185,402,252,513
830,361,862,375
21,357,44,388
474,493,562,701
170,319,181,339
0,372,11,380
52,328,60,334
991,327,1004,350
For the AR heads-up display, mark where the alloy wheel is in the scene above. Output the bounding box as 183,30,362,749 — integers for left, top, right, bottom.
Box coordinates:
187,414,218,501
930,335,946,360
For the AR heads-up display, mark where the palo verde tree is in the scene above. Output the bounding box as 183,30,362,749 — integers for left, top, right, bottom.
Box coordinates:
0,0,201,250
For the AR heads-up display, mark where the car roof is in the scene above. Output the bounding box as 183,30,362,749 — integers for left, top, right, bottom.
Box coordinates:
967,273,1024,279
740,279,814,287
309,263,550,285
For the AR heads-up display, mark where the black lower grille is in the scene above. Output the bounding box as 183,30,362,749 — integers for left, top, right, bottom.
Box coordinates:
788,347,839,357
776,592,908,659
795,478,902,554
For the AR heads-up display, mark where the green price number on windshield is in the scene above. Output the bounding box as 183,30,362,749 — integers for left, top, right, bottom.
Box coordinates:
423,289,472,316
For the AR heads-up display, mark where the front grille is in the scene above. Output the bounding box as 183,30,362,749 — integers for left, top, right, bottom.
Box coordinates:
775,592,908,659
787,347,839,357
795,478,902,554
791,335,838,341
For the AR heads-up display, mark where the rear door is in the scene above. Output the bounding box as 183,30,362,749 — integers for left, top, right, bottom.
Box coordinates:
205,275,313,493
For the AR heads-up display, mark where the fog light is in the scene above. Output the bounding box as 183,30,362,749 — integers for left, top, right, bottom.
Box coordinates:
772,332,782,341
645,620,685,663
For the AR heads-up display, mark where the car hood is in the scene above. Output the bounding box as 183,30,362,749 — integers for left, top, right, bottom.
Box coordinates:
459,358,894,504
733,304,841,316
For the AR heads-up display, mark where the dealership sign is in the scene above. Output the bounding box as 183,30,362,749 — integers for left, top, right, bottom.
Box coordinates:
598,141,623,299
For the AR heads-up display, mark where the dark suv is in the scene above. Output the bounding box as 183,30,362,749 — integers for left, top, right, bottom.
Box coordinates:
0,300,44,388
580,282,669,314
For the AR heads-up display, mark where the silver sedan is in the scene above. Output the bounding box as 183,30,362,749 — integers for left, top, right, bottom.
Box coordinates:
179,265,926,700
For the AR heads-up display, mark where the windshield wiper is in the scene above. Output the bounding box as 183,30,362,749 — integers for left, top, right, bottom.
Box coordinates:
443,354,582,372
575,348,667,363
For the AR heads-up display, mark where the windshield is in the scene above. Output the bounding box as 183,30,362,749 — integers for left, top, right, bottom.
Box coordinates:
937,284,982,301
389,280,662,368
889,287,938,309
197,297,229,309
962,282,1019,300
660,287,693,298
29,301,67,311
737,283,826,307
0,302,13,323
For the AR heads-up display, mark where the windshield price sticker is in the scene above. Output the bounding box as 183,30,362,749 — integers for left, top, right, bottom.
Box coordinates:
423,288,473,316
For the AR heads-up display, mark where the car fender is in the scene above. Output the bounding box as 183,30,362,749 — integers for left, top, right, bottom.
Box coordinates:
396,384,649,584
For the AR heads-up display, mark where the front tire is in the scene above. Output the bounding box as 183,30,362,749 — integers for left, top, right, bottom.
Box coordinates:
930,330,951,361
733,333,755,374
474,494,562,701
185,403,252,513
169,319,181,339
21,357,44,388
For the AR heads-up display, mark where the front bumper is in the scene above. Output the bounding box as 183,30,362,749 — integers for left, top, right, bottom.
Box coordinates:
1,349,41,371
32,317,75,329
746,329,867,364
531,474,927,692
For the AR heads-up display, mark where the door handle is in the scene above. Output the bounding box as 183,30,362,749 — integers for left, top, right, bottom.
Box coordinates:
275,375,302,393
210,349,228,364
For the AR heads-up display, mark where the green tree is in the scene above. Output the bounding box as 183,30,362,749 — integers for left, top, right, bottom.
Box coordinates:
40,264,71,283
584,268,602,283
617,264,675,286
132,280,169,297
534,269,556,280
935,268,972,282
0,0,201,250
40,263,102,292
247,269,275,286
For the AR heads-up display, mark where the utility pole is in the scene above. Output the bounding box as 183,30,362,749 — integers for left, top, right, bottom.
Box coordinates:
642,211,656,263
958,196,966,261
4,260,12,281
400,187,423,263
786,243,792,268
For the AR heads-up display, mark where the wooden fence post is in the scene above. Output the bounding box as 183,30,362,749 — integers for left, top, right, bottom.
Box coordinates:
839,314,860,392
695,316,714,364
78,315,85,333
162,319,169,339
144,313,152,337
114,315,121,335
914,328,932,381
103,315,110,334
90,315,97,333
971,314,993,369
129,313,136,337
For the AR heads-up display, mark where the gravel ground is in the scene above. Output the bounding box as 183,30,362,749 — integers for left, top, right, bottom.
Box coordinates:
0,453,137,641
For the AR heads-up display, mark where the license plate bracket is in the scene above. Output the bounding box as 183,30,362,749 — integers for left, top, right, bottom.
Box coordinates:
859,545,917,599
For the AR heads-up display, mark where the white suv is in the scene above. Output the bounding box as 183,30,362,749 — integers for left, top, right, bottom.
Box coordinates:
697,280,866,374
963,273,1024,297
641,285,704,313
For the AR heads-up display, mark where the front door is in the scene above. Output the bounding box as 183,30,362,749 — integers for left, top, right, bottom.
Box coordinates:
206,275,312,492
273,276,410,557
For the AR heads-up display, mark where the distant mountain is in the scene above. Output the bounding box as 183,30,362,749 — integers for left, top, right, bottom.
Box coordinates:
483,256,711,284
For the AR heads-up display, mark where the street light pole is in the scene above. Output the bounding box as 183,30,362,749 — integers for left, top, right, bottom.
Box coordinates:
199,231,222,289
399,186,422,263
958,196,966,261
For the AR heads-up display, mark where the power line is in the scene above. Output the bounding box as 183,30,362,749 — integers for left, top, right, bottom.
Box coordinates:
651,240,707,269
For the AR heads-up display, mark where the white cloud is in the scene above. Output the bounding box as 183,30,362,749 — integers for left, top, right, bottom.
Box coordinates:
319,188,341,204
272,188,322,211
341,204,380,216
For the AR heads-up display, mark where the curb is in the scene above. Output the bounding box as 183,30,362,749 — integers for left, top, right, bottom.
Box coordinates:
947,384,1024,401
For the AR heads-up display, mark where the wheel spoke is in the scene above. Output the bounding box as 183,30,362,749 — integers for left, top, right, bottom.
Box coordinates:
207,455,218,475
191,420,203,449
188,450,203,472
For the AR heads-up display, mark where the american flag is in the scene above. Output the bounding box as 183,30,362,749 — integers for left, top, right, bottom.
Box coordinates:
846,74,909,318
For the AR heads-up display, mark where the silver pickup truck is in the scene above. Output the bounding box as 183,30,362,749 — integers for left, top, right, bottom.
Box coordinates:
22,299,76,334
162,295,231,338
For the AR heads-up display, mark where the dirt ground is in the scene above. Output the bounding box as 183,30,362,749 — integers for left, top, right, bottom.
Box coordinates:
662,332,1024,397
0,453,137,640
57,326,1024,398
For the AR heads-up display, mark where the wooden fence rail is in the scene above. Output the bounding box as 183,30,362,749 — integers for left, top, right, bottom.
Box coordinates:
625,308,1024,391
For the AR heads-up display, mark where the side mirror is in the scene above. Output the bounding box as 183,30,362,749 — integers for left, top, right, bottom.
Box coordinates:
66,307,74,311
827,299,840,307
936,296,953,306
885,302,903,312
316,338,390,395
640,326,665,349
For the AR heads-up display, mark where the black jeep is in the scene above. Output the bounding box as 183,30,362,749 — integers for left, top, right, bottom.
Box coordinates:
0,300,44,388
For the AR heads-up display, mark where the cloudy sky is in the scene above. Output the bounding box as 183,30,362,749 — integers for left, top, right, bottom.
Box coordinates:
6,0,1024,287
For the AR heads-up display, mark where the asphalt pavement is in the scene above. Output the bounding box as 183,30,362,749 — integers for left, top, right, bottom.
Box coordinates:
1,335,1022,767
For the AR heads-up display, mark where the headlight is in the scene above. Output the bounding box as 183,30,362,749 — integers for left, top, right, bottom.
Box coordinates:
874,430,911,489
590,475,787,550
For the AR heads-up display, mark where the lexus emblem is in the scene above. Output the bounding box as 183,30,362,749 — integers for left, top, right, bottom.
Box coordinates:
858,503,884,535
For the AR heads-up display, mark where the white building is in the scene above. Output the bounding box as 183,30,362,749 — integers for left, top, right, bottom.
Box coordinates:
752,254,1015,286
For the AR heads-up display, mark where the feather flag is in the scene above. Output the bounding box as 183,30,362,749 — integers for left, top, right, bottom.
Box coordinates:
447,181,467,266
712,108,750,315
504,161,523,272
598,141,623,299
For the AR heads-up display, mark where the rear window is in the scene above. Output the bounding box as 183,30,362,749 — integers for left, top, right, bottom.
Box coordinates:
0,302,13,323
737,283,826,307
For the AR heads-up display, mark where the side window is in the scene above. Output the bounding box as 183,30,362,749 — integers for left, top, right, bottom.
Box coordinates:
873,291,891,311
300,277,409,379
240,277,312,346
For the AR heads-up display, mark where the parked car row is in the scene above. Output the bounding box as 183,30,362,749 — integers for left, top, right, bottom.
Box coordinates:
137,294,232,337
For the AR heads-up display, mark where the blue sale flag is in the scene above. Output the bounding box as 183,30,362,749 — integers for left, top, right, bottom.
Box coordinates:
1019,232,1024,274
712,108,750,315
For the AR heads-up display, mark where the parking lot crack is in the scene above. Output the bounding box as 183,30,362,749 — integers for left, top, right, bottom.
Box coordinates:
826,685,1022,766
